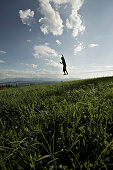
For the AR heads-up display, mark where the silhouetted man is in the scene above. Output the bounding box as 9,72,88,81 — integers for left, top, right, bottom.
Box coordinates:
60,55,68,75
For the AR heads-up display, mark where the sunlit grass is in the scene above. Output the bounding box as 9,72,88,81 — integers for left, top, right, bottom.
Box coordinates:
0,77,113,169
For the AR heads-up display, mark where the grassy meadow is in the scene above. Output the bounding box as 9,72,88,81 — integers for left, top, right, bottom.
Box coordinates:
0,77,113,169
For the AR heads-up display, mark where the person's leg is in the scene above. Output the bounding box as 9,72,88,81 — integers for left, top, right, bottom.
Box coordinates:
64,71,66,75
63,65,66,75
65,66,68,75
66,71,68,75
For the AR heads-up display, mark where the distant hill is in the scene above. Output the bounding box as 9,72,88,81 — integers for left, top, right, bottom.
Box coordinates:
0,77,80,86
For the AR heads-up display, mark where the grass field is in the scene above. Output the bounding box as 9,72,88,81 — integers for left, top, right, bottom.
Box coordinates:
0,77,113,169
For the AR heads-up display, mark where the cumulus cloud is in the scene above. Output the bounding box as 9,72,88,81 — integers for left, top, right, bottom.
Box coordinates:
74,42,85,55
38,0,63,36
0,60,5,63
46,59,61,68
56,40,62,45
33,44,58,58
0,50,7,54
49,0,70,5
66,0,85,37
73,43,98,55
32,64,38,68
19,9,35,26
88,44,99,48
38,0,85,37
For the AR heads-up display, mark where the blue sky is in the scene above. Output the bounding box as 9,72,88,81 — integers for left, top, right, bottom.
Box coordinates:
0,0,113,79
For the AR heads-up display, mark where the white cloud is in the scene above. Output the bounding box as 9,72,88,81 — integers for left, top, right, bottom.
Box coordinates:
27,40,31,42
46,59,61,68
38,0,85,37
39,0,63,36
0,69,37,79
0,60,5,63
74,43,85,55
45,42,50,46
68,64,113,79
0,68,63,79
88,44,99,48
19,9,35,26
0,50,7,54
56,40,62,45
25,64,30,66
32,64,38,68
33,44,58,58
66,0,85,37
25,63,38,69
49,0,70,5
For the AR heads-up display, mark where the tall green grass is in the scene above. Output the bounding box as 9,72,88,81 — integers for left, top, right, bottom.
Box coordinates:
0,77,113,169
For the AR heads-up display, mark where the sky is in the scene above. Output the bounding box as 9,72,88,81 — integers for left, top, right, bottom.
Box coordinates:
0,0,113,80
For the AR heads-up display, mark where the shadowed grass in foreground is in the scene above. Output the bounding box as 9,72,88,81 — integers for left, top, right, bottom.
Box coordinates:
0,77,113,169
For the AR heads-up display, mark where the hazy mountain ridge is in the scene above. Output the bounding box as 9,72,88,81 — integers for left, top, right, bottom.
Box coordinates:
0,77,80,86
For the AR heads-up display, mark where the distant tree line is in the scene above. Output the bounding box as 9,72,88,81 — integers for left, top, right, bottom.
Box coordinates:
0,84,18,90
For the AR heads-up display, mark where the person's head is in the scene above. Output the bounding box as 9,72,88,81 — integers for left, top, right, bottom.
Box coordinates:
61,54,64,60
